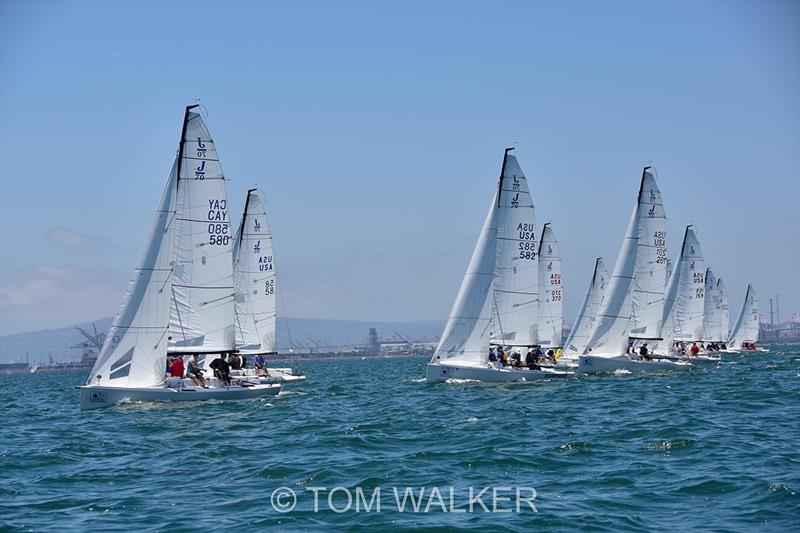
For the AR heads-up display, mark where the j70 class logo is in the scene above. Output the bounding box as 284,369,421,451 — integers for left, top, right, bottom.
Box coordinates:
254,219,261,232
649,188,656,202
253,241,261,254
547,262,553,272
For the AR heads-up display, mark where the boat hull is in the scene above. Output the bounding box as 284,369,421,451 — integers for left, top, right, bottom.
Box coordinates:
425,363,574,383
78,382,281,410
578,355,692,373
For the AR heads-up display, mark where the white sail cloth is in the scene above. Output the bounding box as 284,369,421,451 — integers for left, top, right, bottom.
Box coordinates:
233,189,277,354
717,277,730,343
88,162,178,387
169,110,235,353
431,191,499,365
583,168,666,356
702,268,727,342
728,284,759,348
564,257,607,356
537,223,563,347
664,226,705,343
491,153,538,346
629,170,668,340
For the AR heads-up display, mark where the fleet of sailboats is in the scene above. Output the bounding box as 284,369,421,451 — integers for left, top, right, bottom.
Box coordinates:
77,109,769,406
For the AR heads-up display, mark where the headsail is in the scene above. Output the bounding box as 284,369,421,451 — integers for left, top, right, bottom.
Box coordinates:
169,106,235,353
87,161,178,387
564,257,607,356
668,226,705,342
584,167,661,356
537,223,563,347
629,168,667,340
728,284,759,348
491,150,538,346
233,189,276,354
431,191,498,365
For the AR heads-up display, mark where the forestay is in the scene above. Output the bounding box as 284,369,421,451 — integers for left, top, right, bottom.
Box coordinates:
169,107,235,353
728,284,759,347
87,162,178,387
537,223,563,347
431,191,499,365
491,151,538,346
629,168,667,340
233,189,276,354
564,257,607,356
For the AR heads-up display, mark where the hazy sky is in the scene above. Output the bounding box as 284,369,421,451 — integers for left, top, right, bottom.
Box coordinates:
1,0,798,336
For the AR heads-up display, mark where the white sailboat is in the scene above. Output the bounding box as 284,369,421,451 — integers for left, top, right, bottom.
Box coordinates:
537,223,564,349
232,189,305,383
727,284,761,351
697,267,726,357
79,106,280,410
657,225,710,359
562,257,608,361
579,167,691,373
427,148,574,382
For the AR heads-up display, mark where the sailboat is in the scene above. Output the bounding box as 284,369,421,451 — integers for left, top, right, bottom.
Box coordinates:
231,189,305,383
79,106,281,410
426,148,574,382
697,268,726,357
657,225,713,360
727,284,762,351
537,223,564,350
578,167,691,373
561,257,608,363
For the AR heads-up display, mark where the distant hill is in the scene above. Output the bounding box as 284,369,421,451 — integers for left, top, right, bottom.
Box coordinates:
0,317,443,363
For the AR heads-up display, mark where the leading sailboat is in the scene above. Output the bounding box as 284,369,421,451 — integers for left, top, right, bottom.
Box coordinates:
426,148,573,382
79,106,281,410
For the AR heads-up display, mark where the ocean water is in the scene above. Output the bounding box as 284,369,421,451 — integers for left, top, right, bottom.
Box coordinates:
1,348,798,532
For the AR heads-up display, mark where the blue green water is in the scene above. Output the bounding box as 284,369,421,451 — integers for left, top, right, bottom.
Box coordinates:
2,348,799,531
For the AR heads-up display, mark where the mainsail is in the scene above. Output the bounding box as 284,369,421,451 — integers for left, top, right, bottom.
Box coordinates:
564,257,607,356
233,189,277,354
668,226,706,342
491,150,538,346
583,167,664,356
702,268,726,342
87,162,178,387
537,223,563,347
629,168,668,340
169,106,235,353
431,190,499,365
717,277,730,343
728,284,759,348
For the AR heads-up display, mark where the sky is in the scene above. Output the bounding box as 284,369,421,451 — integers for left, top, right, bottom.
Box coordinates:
1,0,798,336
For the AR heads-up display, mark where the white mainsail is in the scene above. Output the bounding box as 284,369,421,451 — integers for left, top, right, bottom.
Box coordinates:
169,107,235,353
430,190,499,365
702,268,727,342
728,284,759,348
629,168,668,340
233,189,276,354
668,226,705,342
564,257,607,356
717,277,730,343
491,151,539,346
583,167,664,356
87,162,178,387
537,223,563,347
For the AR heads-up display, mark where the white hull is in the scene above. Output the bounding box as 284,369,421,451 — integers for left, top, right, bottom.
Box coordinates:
578,354,692,373
425,362,574,383
655,352,721,362
79,381,281,410
232,367,306,384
